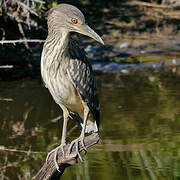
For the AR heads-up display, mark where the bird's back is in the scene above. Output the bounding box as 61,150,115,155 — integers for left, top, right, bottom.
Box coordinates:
68,39,100,129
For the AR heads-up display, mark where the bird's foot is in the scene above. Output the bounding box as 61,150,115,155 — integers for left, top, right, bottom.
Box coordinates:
46,144,66,172
68,134,87,162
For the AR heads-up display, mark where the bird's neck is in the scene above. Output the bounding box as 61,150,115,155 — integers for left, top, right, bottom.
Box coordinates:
45,29,70,56
41,29,70,79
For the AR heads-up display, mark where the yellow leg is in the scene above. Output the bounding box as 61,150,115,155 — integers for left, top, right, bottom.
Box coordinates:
68,105,90,161
46,104,69,172
60,104,69,146
79,105,89,148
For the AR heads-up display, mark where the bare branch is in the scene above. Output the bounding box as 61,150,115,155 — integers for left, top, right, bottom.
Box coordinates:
130,1,173,8
17,1,38,16
17,22,30,48
0,145,46,154
0,97,13,101
33,133,100,180
50,115,63,123
0,39,45,44
33,0,45,4
0,65,13,68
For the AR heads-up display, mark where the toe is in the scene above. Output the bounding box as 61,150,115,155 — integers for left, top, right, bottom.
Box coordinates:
46,144,66,171
67,138,84,162
68,140,76,155
81,138,87,153
54,148,60,172
46,148,56,163
75,140,83,162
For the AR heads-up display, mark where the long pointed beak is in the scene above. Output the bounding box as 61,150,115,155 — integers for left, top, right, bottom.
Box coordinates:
78,24,104,45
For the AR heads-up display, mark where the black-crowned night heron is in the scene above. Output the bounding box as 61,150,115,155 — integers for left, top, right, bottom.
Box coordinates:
41,4,104,171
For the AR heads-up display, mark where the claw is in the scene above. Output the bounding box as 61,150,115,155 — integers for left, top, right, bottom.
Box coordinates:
81,138,87,154
68,135,87,161
46,145,66,172
76,140,83,162
54,148,60,172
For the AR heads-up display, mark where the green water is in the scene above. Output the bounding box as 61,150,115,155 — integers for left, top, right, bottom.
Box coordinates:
1,67,180,180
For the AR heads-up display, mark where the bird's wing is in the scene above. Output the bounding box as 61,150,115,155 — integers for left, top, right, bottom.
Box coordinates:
67,42,100,129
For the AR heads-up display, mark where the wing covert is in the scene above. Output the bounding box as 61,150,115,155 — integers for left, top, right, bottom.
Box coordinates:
67,57,100,128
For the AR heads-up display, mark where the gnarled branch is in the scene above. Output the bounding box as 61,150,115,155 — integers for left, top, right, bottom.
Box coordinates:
33,133,100,180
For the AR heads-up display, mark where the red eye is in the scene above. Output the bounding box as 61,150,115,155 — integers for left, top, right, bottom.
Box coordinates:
71,18,78,24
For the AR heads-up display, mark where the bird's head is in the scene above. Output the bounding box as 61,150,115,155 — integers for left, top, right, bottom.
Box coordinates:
47,4,104,45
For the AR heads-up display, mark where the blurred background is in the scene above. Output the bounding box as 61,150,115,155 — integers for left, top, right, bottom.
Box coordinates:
1,0,180,179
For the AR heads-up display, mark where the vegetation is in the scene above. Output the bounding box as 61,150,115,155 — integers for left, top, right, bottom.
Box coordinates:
0,0,180,80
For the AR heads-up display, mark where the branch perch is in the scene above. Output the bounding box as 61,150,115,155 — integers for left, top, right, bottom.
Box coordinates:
33,133,100,180
0,39,45,44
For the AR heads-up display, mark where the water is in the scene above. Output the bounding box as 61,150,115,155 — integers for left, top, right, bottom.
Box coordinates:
1,66,180,180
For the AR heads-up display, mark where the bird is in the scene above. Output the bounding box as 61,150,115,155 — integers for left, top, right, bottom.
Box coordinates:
41,3,104,171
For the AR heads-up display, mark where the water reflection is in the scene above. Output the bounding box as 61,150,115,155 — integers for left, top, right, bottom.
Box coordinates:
1,66,180,179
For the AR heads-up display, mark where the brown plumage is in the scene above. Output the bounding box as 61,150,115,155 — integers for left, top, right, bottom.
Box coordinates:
41,4,104,171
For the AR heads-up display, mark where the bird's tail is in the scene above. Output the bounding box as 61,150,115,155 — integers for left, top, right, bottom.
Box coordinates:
76,114,98,133
84,120,98,133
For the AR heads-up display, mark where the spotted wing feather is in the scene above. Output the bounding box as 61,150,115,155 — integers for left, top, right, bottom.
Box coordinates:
67,42,100,129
